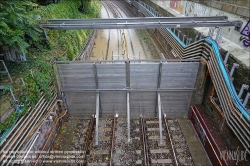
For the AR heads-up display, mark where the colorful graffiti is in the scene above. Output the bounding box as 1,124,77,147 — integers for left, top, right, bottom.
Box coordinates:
240,20,250,47
170,0,183,13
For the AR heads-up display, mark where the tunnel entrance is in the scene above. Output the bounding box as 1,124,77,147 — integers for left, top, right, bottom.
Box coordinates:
55,59,200,117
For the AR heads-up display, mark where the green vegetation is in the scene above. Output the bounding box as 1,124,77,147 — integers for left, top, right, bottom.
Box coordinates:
31,0,101,60
0,0,41,53
139,31,150,40
0,0,101,132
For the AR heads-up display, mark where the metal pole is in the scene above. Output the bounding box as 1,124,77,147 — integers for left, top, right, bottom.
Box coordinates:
127,92,130,142
21,132,40,163
21,78,25,85
224,51,230,65
158,93,163,145
10,88,17,102
230,63,239,77
95,93,100,146
238,84,249,99
182,35,186,43
243,92,250,107
199,32,203,40
0,60,13,83
194,34,199,42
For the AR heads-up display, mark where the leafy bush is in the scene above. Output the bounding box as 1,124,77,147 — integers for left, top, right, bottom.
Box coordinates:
0,1,42,53
0,0,101,132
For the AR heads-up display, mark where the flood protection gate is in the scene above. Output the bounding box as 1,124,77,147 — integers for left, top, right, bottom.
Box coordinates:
55,60,200,117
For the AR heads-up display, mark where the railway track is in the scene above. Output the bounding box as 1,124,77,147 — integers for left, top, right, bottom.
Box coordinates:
140,116,194,166
0,92,57,165
84,116,116,166
100,1,111,60
69,115,194,166
114,1,162,59
104,0,131,61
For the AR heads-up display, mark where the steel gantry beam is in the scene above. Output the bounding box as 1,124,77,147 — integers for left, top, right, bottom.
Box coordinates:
41,16,242,30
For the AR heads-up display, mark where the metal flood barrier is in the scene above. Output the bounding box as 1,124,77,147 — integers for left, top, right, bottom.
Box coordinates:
55,60,200,117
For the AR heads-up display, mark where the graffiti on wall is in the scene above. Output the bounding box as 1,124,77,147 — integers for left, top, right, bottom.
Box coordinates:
239,20,250,47
184,1,212,16
184,1,194,16
194,3,212,16
170,0,183,13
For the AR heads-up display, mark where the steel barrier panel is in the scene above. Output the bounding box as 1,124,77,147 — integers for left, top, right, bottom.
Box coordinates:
65,92,96,115
161,91,193,117
130,63,158,89
57,63,96,90
96,63,126,89
56,61,199,116
130,91,156,116
100,91,127,115
161,62,199,89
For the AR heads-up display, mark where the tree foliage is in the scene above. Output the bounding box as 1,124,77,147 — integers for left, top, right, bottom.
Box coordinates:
0,0,42,53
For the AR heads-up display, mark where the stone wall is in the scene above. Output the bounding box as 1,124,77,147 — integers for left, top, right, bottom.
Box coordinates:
196,0,250,17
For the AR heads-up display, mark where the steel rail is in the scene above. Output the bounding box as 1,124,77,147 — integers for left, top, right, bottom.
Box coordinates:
133,0,173,59
163,115,178,166
0,93,44,147
140,116,149,166
0,96,45,157
1,94,55,165
114,0,151,59
110,116,117,166
7,94,57,166
34,109,68,166
110,1,136,59
101,1,112,60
